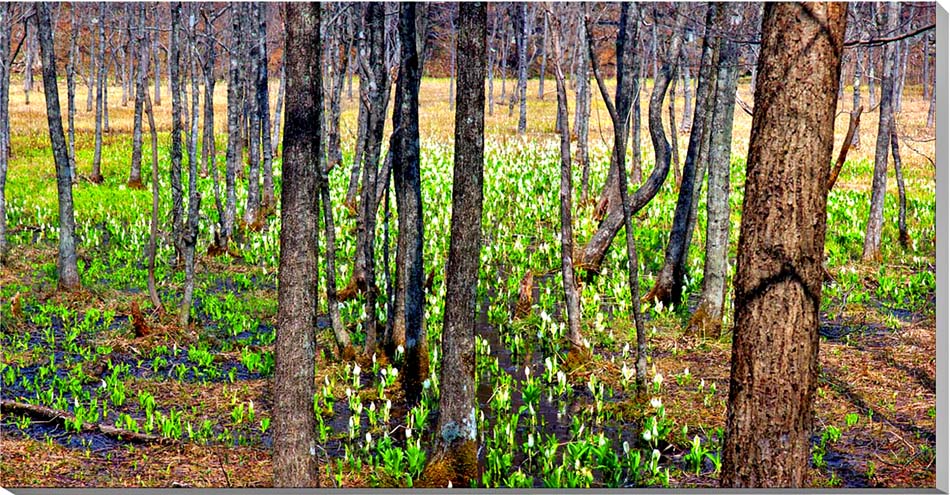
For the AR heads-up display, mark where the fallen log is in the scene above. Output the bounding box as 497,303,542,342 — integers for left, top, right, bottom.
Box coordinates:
1,399,173,445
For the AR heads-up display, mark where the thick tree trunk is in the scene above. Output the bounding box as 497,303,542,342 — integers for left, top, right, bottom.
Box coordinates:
427,4,486,486
37,2,81,290
91,2,106,184
391,2,428,407
862,2,898,262
721,3,846,487
273,2,321,487
687,4,740,339
645,4,721,307
129,4,148,189
550,9,584,351
0,3,9,262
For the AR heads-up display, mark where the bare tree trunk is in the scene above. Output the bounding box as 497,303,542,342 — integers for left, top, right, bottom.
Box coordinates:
66,10,79,184
721,3,846,487
352,3,390,357
862,2,898,262
668,62,680,185
258,3,274,211
87,21,96,112
890,119,908,248
487,10,496,116
427,4,486,485
391,2,428,407
549,7,583,351
538,14,547,100
851,49,862,147
326,5,352,173
91,2,106,184
152,21,161,106
679,61,693,133
144,89,162,312
169,2,184,266
180,4,201,328
37,2,81,290
516,2,528,134
271,54,285,157
687,4,740,339
128,3,147,190
224,3,243,245
645,3,721,307
576,8,681,275
574,6,591,204
243,3,263,229
894,37,907,113
23,15,33,106
273,4,321,486
0,3,9,262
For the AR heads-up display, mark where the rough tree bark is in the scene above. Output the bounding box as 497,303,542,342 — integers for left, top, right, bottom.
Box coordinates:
721,2,846,487
890,119,908,248
144,88,162,312
37,2,81,290
243,2,263,229
391,2,428,407
862,2,898,261
273,2,321,487
645,3,721,307
426,4,486,485
223,3,243,245
686,4,740,339
271,53,285,158
355,3,390,357
169,2,184,265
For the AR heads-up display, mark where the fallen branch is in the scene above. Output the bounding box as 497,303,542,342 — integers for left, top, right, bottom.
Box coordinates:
736,94,754,116
827,105,863,191
1,399,173,445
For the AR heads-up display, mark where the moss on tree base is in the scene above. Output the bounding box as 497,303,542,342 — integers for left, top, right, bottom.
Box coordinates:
419,440,478,488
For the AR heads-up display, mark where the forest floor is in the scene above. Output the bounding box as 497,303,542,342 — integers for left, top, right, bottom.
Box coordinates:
0,76,936,488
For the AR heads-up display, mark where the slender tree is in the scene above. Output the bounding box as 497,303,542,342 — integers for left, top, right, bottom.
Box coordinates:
273,2,321,487
258,3,274,211
687,4,740,338
645,3,722,307
223,2,243,246
550,7,584,351
862,2,899,261
721,2,846,487
427,3,486,486
515,2,528,134
65,9,79,183
128,3,148,189
180,3,201,327
574,5,591,204
91,2,107,183
0,3,9,262
36,1,81,290
243,2,263,228
169,2,184,264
